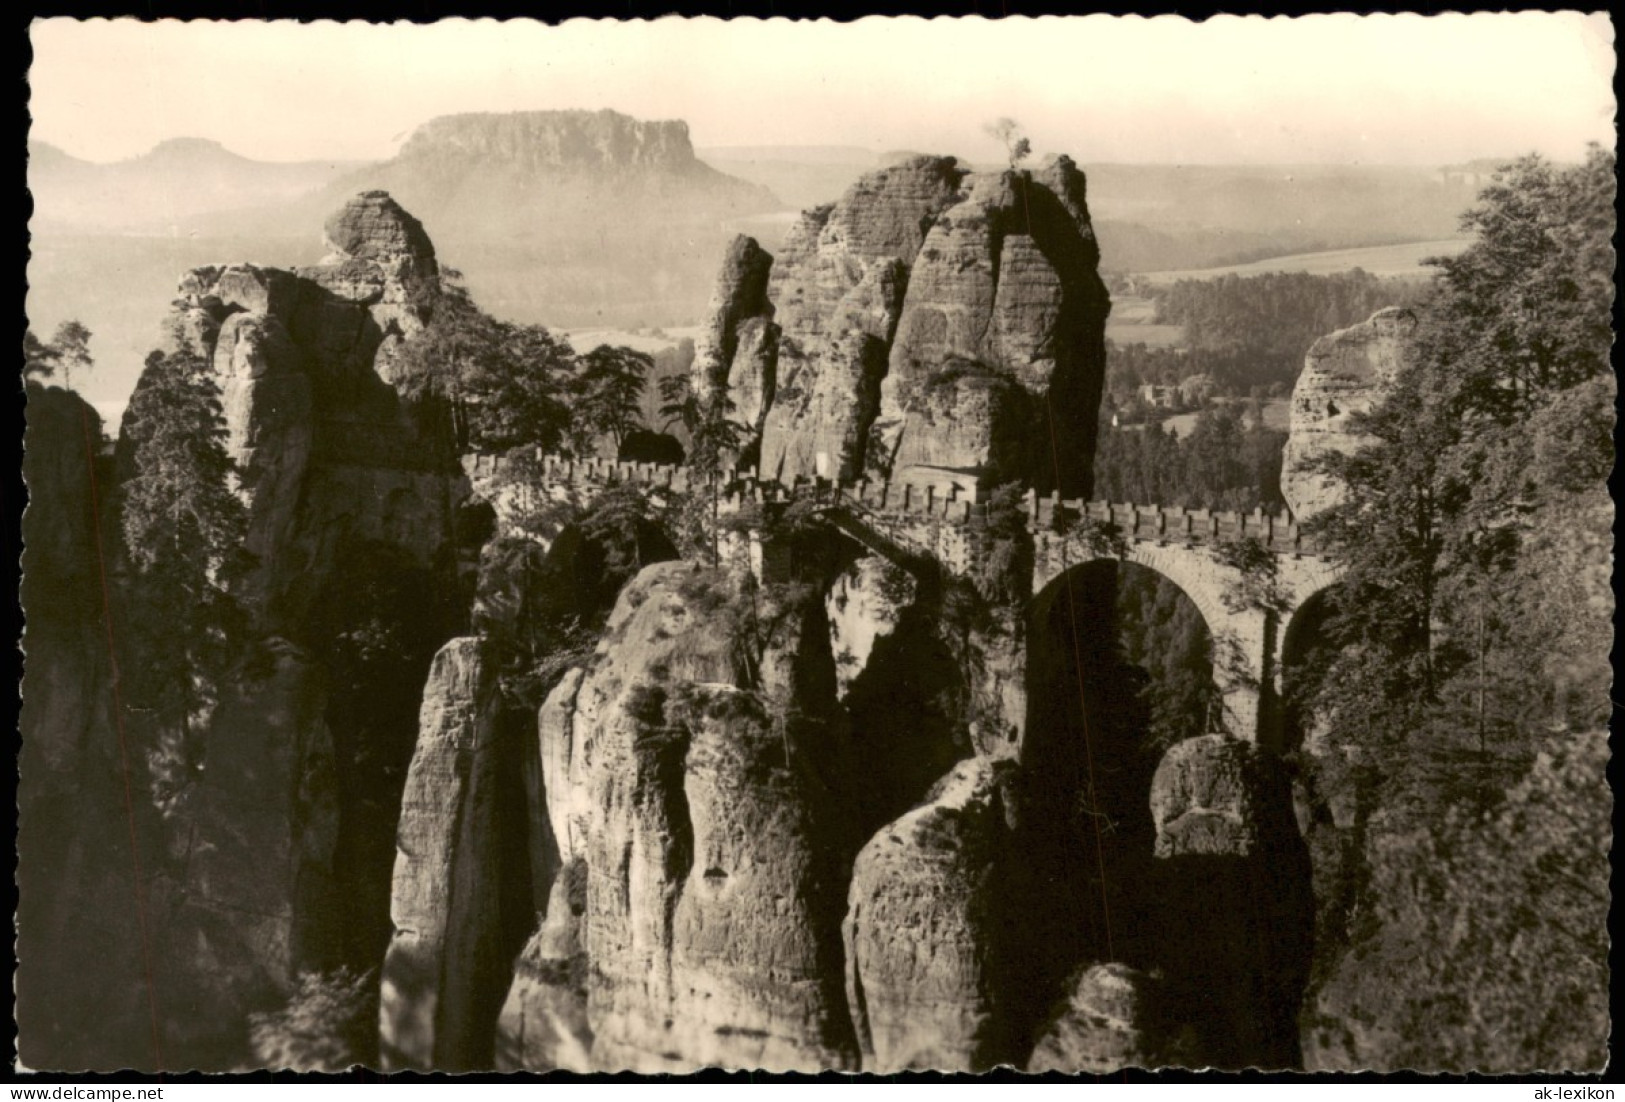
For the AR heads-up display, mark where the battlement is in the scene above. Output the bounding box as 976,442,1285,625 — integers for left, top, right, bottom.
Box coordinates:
464,449,1326,556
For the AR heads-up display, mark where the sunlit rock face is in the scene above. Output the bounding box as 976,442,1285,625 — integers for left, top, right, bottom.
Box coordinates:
380,638,533,1072
517,563,860,1073
842,757,1019,1073
1281,307,1417,523
701,154,1109,495
1026,963,1171,1073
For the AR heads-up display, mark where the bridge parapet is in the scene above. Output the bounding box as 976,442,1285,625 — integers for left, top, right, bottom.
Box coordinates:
1022,491,1321,556
466,449,1324,555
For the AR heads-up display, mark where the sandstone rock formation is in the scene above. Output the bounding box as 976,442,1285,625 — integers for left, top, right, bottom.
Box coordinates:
1148,735,1314,1069
701,155,1109,494
824,554,916,700
842,757,1018,1072
1148,734,1267,858
1280,307,1417,522
33,191,473,1068
19,387,113,784
518,562,860,1072
758,156,961,483
380,638,535,1071
494,861,592,1072
692,235,778,445
393,110,737,182
163,189,452,632
17,387,156,1071
1026,964,1169,1073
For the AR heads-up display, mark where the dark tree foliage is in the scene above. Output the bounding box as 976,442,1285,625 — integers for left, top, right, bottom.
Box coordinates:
659,372,745,565
1093,405,1287,513
576,481,664,579
389,272,575,453
1292,149,1613,1070
117,342,251,809
24,320,94,388
1150,269,1424,389
248,968,378,1071
1115,567,1217,750
1305,146,1615,783
571,345,653,454
479,486,678,710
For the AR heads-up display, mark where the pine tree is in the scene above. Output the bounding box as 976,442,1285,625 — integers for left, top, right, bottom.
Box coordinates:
118,342,251,811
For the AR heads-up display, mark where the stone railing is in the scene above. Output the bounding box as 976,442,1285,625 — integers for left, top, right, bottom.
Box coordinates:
464,449,1326,556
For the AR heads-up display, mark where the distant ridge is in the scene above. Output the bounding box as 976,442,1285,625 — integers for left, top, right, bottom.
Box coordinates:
27,136,362,230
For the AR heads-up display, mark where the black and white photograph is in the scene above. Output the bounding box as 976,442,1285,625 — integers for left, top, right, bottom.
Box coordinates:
17,12,1616,1077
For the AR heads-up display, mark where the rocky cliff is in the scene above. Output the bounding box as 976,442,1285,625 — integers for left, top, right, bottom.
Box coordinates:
20,191,472,1069
159,190,456,631
17,387,151,1071
1280,307,1416,522
528,563,859,1071
699,155,1109,496
25,158,1331,1075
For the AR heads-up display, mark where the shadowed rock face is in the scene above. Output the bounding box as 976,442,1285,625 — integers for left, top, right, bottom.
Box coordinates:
1281,307,1416,522
30,192,470,1069
158,190,452,634
705,154,1109,495
1146,736,1314,1070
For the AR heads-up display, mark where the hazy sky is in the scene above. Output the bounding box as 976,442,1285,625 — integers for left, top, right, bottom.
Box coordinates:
29,13,1616,166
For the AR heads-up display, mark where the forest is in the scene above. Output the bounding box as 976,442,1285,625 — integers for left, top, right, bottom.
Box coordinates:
1289,147,1613,1067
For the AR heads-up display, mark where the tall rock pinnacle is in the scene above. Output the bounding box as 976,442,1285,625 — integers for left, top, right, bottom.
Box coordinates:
698,153,1111,496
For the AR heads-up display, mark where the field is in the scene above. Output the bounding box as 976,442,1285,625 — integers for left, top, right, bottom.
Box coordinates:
1105,295,1186,348
1159,398,1291,439
1139,237,1470,284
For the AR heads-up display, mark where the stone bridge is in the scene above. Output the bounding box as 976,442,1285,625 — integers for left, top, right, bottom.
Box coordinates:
465,450,1345,749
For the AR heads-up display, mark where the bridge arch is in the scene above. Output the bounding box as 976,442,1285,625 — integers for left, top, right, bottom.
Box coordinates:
1277,579,1347,754
1032,533,1278,743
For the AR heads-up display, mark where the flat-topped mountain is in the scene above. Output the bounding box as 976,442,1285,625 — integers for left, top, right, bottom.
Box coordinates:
402,110,708,176
221,110,783,328
315,109,778,232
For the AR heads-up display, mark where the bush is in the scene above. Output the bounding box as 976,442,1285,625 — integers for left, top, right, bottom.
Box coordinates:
248,968,378,1071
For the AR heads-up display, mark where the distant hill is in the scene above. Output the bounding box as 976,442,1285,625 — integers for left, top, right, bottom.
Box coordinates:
207,110,786,327
26,138,361,231
26,112,789,404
